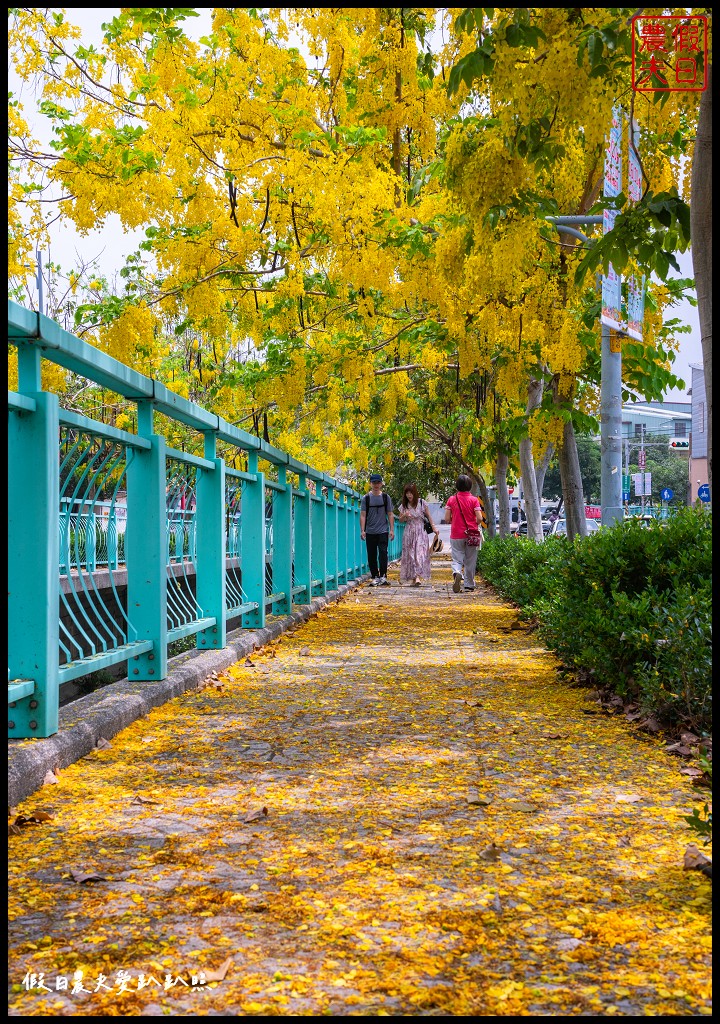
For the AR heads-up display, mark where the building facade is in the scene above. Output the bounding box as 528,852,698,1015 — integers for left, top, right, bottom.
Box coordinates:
621,399,692,439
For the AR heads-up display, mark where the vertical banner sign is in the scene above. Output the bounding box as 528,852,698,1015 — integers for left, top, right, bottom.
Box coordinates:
626,118,646,340
601,106,623,331
632,472,651,497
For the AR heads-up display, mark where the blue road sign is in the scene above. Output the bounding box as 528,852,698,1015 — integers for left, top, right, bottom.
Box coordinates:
660,488,674,501
698,484,710,502
622,491,630,502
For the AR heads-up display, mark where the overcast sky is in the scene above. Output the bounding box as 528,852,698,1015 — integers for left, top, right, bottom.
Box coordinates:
10,7,703,401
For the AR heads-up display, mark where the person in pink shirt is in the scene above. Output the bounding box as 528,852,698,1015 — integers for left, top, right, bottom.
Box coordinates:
443,475,486,593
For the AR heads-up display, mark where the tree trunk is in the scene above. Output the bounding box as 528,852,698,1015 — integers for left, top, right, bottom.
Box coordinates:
484,485,497,538
495,450,511,537
519,377,545,541
468,470,491,534
559,418,587,540
535,442,554,503
691,63,712,499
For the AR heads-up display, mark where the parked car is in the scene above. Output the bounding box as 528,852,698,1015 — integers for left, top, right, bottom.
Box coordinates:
517,519,553,537
549,517,601,537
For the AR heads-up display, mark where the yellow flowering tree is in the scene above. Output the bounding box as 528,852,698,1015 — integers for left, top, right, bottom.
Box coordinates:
8,8,698,515
437,7,698,537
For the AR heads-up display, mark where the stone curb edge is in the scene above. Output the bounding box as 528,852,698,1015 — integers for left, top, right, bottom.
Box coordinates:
8,575,371,808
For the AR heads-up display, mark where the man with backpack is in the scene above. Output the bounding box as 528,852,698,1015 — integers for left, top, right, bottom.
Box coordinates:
360,473,395,587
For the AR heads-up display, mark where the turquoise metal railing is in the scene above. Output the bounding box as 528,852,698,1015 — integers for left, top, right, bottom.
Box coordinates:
60,499,125,573
8,299,404,738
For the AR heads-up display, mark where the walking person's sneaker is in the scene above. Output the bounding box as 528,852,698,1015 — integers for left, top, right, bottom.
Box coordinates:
380,576,391,586
452,572,462,593
369,577,381,587
464,586,475,591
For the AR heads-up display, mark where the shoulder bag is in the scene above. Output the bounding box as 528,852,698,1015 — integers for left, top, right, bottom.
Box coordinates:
421,500,434,534
456,496,483,547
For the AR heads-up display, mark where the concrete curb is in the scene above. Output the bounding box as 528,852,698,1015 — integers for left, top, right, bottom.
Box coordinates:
8,576,370,808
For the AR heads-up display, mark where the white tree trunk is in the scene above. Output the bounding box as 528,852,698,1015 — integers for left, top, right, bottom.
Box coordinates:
535,442,554,502
495,450,512,537
484,485,497,538
466,468,492,534
519,377,545,541
559,418,587,539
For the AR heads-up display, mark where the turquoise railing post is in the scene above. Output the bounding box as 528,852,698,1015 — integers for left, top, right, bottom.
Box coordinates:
174,517,183,562
195,432,226,651
125,401,168,682
352,494,360,575
86,508,96,572
349,496,358,576
356,495,362,577
60,501,71,575
347,494,355,578
241,451,265,628
293,474,312,603
272,466,293,615
8,344,60,737
338,492,349,582
354,495,361,575
311,485,327,597
342,494,353,581
326,486,338,590
351,496,360,575
107,508,118,571
356,496,366,574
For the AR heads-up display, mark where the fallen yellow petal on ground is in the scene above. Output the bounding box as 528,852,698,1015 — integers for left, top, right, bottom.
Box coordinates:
7,564,712,1017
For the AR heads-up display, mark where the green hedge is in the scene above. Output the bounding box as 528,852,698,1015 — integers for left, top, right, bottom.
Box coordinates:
477,508,712,733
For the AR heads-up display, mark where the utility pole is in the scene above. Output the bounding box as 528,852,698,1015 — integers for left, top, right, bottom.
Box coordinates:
546,216,623,528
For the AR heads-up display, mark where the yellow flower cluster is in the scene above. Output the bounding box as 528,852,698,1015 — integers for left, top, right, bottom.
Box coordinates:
99,304,159,365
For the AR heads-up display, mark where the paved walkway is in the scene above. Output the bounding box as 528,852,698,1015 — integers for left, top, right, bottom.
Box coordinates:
8,555,712,1016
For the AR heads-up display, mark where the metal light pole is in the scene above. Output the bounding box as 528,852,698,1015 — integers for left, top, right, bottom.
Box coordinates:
601,321,624,526
546,216,623,528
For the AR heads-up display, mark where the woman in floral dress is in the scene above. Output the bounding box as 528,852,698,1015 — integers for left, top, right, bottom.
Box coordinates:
397,483,439,586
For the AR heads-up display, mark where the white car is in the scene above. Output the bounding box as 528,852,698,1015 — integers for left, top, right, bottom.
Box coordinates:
550,517,601,537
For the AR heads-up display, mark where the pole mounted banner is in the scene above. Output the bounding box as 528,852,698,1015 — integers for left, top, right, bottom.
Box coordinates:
601,105,623,333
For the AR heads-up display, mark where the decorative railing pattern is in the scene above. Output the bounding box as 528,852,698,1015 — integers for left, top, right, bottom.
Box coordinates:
8,300,404,738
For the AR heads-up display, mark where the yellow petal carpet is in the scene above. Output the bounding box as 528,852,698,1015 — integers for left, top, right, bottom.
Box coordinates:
8,561,712,1016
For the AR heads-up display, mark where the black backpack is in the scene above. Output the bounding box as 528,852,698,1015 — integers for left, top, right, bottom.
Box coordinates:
362,492,390,518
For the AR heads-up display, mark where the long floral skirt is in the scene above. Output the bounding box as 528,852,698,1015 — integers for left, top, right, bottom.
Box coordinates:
399,521,432,583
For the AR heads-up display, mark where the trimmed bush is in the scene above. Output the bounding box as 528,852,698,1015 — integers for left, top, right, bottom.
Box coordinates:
477,508,712,732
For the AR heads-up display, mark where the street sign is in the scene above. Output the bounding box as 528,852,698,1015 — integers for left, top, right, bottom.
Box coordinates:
660,488,674,501
638,449,646,469
633,472,651,496
698,484,710,502
622,491,631,502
